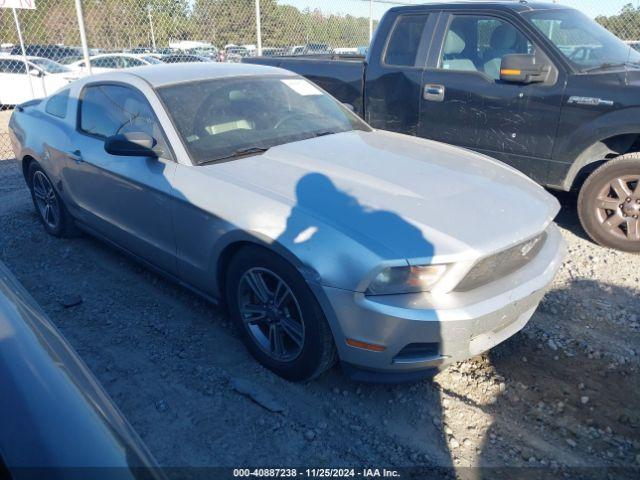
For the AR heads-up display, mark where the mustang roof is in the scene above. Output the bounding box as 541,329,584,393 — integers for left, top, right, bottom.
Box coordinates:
120,62,295,88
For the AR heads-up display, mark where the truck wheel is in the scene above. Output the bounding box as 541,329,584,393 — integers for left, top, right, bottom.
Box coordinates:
578,154,640,252
28,163,78,238
225,246,336,382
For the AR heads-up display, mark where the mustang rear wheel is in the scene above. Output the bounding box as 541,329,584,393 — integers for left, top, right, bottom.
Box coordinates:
225,246,336,381
28,163,77,238
578,154,640,252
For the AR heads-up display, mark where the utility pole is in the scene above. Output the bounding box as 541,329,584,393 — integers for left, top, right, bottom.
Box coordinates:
12,8,35,99
255,0,262,56
369,0,374,43
73,0,92,74
148,4,157,51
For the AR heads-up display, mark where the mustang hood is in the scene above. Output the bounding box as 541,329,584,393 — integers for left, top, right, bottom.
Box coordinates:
208,130,560,261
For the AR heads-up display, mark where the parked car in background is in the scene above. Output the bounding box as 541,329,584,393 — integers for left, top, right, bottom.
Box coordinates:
130,47,153,54
302,43,332,55
160,53,212,64
333,47,359,55
184,47,219,61
225,45,249,63
58,54,84,65
261,47,286,57
10,44,81,62
153,47,176,56
285,45,306,56
247,1,640,252
68,53,163,73
0,260,165,479
9,63,564,382
625,40,640,52
0,56,81,105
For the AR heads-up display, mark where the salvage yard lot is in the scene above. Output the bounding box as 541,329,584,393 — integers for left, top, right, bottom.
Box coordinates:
0,154,638,475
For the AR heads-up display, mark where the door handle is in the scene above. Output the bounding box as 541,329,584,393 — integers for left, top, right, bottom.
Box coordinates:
424,84,445,102
67,149,84,163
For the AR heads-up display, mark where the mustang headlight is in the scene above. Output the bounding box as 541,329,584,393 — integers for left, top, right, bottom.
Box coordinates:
365,265,448,295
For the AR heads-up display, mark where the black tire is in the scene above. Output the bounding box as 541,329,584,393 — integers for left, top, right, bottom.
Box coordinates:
28,162,78,238
578,154,640,253
225,246,336,382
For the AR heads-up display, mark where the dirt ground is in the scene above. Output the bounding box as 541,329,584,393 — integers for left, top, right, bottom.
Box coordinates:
0,110,12,160
0,154,639,479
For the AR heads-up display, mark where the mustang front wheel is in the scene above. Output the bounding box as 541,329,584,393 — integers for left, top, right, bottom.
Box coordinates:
225,246,336,381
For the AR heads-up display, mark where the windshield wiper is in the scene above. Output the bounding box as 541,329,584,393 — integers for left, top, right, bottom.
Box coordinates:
581,62,640,73
314,130,337,137
199,146,269,165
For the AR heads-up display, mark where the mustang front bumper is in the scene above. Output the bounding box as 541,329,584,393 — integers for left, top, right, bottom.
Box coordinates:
318,224,565,382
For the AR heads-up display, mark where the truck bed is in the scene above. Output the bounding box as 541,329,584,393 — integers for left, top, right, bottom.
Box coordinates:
243,55,366,115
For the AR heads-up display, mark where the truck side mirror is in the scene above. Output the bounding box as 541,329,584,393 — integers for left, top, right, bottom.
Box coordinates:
29,68,43,78
500,54,548,84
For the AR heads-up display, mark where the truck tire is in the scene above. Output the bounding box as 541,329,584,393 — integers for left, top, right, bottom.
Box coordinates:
225,245,337,382
578,154,640,252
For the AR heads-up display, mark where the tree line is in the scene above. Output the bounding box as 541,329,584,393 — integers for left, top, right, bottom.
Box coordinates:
2,0,634,52
1,0,372,51
595,3,640,41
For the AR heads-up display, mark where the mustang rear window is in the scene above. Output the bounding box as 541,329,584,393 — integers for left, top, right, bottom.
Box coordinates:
45,89,70,119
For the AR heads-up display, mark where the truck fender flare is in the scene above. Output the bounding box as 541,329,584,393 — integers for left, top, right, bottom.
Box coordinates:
560,108,640,190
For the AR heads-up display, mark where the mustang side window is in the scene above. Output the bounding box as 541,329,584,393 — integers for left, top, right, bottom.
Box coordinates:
45,89,70,118
79,84,168,155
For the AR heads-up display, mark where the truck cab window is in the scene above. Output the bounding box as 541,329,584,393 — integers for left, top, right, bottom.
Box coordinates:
440,15,533,80
384,14,429,67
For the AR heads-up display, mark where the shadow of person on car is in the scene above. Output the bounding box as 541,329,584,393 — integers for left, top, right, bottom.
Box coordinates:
277,172,453,473
474,278,640,479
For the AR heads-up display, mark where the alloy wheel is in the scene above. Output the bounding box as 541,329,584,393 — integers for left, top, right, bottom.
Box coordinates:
237,267,305,362
594,175,640,241
32,171,60,230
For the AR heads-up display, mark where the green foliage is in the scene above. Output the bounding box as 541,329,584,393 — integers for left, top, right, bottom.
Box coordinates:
595,3,640,41
0,0,372,50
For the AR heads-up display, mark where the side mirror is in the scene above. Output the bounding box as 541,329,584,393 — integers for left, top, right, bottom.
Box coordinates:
500,54,548,84
29,68,43,77
104,132,158,157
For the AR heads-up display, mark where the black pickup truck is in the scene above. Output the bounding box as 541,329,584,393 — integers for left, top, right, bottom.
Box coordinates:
246,1,640,252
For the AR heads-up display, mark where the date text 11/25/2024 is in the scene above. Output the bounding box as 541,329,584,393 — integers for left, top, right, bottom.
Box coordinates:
232,468,401,478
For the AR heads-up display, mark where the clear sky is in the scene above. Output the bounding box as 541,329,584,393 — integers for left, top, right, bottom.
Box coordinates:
278,0,637,20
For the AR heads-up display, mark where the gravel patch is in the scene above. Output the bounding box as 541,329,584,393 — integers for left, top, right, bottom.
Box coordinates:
0,157,638,477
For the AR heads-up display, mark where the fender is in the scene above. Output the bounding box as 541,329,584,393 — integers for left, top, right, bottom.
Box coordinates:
556,107,640,190
208,228,320,298
207,229,345,346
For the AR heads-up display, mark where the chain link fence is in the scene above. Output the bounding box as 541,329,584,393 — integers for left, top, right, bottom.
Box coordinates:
2,0,640,159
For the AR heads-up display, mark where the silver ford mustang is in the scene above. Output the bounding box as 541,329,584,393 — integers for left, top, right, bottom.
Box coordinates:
9,63,565,382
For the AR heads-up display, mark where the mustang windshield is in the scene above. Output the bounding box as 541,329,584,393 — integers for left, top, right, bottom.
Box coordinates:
523,9,640,72
158,76,370,164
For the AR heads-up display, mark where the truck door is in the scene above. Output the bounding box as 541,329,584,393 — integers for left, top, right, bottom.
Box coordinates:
364,12,438,136
419,12,565,183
